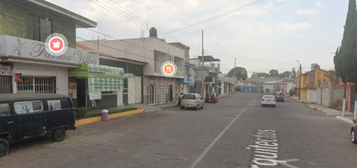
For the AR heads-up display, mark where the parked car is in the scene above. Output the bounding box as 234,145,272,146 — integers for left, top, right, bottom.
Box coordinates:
274,92,285,102
181,93,204,110
351,120,357,144
205,92,218,103
261,95,277,107
0,93,76,157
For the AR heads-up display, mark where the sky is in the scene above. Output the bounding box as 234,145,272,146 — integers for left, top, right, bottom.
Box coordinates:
47,0,349,77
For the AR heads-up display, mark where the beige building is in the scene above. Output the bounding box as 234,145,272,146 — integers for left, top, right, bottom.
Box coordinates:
77,27,187,105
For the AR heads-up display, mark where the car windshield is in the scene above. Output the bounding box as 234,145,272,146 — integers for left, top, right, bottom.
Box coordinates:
183,94,196,99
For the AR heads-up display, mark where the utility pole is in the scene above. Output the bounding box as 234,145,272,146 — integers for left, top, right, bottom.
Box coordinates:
297,60,302,101
234,58,236,85
201,30,205,97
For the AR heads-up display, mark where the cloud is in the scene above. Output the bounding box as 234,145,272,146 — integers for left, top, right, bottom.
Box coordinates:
295,9,318,15
276,22,313,32
315,0,326,8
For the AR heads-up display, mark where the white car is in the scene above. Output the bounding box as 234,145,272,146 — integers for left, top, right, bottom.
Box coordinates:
181,93,204,110
261,95,276,107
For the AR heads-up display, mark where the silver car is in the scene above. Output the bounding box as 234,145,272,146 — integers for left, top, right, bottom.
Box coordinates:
181,93,204,110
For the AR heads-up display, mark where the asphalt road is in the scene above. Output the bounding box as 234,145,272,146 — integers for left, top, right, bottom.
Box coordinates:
1,93,357,168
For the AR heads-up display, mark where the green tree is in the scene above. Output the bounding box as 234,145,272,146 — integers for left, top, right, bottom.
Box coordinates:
334,48,347,99
227,67,248,80
340,0,357,112
257,72,270,77
279,71,291,78
291,68,296,80
269,69,279,77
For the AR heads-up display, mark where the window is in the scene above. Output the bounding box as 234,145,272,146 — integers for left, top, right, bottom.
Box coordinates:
28,14,52,42
309,74,314,83
0,103,10,116
14,101,43,114
17,77,56,93
183,94,196,99
0,76,12,94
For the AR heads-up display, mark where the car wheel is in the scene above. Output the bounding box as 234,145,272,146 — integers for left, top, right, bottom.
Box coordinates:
181,106,184,110
0,138,10,157
52,127,66,142
274,105,276,107
351,129,357,144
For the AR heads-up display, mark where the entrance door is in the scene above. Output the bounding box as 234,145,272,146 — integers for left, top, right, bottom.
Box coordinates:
77,78,87,107
169,85,173,102
147,85,157,105
159,84,165,104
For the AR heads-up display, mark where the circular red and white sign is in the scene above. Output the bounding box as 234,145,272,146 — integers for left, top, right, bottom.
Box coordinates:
48,37,65,53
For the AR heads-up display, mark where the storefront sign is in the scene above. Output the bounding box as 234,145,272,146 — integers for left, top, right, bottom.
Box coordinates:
0,35,99,65
0,64,14,76
88,77,122,92
15,73,22,82
89,91,102,100
69,63,125,92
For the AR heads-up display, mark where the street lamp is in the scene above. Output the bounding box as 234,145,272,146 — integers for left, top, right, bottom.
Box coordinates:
297,60,302,101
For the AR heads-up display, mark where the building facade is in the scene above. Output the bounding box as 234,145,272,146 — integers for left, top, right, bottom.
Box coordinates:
0,0,98,99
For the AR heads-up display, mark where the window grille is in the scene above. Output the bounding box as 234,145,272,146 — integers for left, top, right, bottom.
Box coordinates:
0,76,12,93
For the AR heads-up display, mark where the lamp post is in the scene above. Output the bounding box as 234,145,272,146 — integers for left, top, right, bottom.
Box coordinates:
297,60,302,101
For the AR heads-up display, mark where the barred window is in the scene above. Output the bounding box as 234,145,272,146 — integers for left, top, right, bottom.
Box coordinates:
17,77,56,93
0,76,12,94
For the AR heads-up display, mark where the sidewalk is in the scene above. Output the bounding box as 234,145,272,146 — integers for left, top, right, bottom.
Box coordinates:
290,96,354,124
87,92,236,115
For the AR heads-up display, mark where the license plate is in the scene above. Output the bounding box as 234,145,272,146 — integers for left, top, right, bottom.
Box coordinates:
209,97,211,99
267,100,271,102
188,105,191,107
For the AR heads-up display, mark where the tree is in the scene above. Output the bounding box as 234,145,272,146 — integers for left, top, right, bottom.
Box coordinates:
279,71,291,78
334,48,347,100
339,0,357,113
291,68,296,80
257,72,270,77
227,67,248,80
269,69,279,77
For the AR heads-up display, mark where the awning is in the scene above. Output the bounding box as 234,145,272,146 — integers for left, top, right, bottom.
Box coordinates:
69,63,125,92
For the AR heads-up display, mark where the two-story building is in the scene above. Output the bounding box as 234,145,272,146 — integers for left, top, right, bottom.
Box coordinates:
77,27,186,105
296,65,343,105
190,55,220,97
0,0,98,98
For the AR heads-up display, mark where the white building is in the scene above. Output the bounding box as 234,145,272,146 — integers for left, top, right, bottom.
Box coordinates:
78,27,187,105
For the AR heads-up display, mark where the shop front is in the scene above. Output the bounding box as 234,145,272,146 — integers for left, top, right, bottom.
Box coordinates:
0,35,99,95
178,74,196,94
68,63,124,109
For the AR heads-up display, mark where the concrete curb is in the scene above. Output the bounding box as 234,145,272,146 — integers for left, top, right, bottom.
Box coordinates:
336,116,353,125
76,109,145,126
305,104,340,117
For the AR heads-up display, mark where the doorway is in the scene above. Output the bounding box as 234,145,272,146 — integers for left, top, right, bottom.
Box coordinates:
147,85,156,105
77,78,87,107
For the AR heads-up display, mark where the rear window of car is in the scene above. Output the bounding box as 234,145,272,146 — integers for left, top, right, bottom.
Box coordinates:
207,93,214,96
183,94,196,99
263,95,274,98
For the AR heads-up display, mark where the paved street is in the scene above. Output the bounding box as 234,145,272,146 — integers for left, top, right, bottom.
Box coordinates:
1,93,357,168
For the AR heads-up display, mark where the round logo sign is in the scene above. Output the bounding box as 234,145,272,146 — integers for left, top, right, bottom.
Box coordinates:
160,61,177,77
45,33,68,56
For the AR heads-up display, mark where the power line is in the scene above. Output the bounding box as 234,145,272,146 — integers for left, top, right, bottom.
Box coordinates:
92,0,202,55
205,0,293,31
162,0,265,35
169,0,225,50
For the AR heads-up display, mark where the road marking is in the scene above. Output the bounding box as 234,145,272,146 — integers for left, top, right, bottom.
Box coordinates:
189,94,259,168
250,94,260,106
